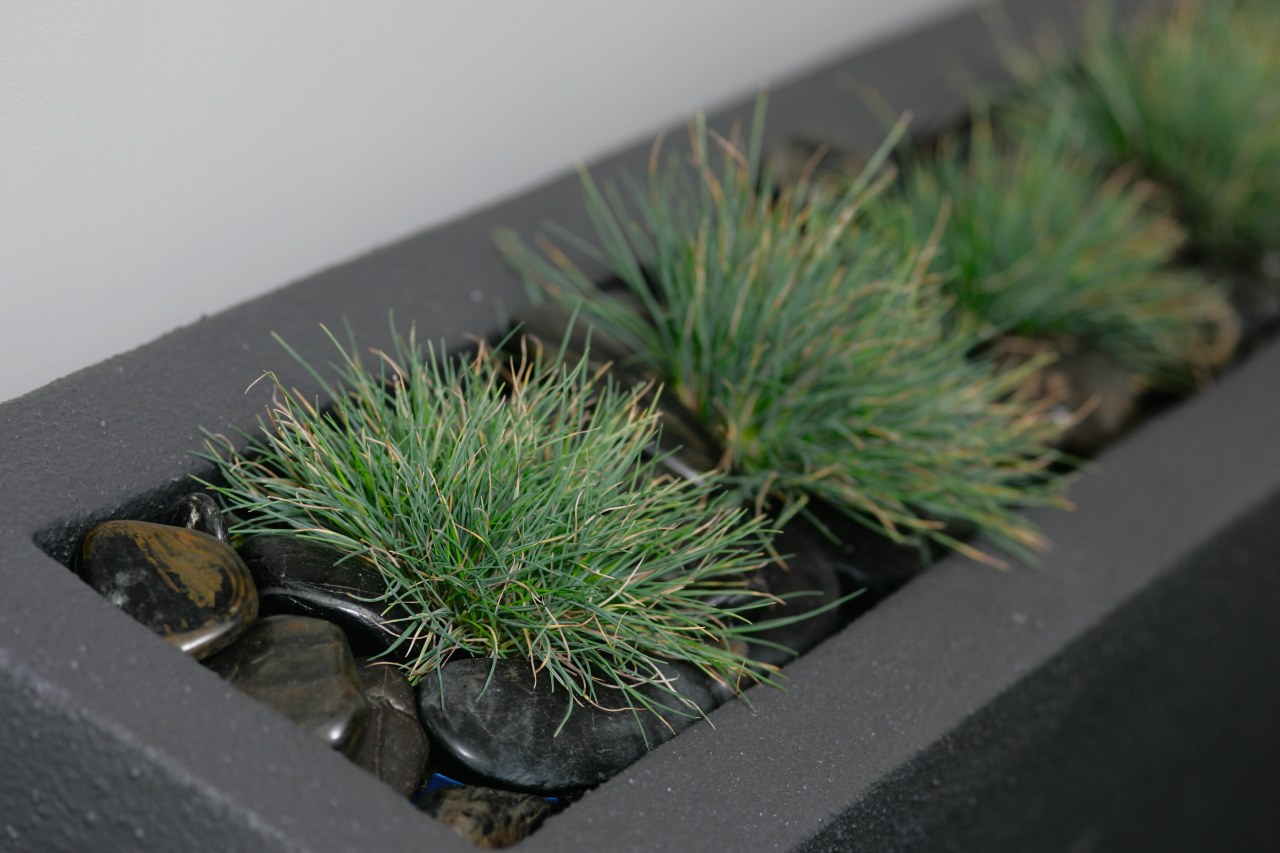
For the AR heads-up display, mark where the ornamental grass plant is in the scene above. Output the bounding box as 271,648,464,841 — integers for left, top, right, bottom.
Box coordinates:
498,105,1070,568
882,98,1233,385
1007,0,1280,264
198,325,781,721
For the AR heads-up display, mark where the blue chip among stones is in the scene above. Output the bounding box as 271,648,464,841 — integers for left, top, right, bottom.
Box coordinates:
77,519,257,660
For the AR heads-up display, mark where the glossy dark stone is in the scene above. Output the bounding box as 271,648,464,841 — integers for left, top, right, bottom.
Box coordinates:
350,661,429,797
162,492,229,542
77,519,257,659
790,507,932,614
993,337,1144,457
204,615,369,755
418,657,724,792
701,566,770,614
1042,348,1144,457
744,526,845,669
357,659,418,715
237,535,412,658
417,786,551,849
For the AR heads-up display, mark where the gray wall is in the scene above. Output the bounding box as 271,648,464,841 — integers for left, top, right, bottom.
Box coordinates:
0,0,974,403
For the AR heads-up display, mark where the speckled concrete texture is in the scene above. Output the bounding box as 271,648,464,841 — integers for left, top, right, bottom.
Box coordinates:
5,0,1278,850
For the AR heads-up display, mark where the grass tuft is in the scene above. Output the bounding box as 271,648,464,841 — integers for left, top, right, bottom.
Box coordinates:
197,324,781,724
498,102,1071,568
1008,0,1280,264
882,99,1233,385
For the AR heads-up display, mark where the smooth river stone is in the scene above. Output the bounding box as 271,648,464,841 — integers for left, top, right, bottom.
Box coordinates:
1041,348,1145,457
418,657,724,792
786,509,930,621
417,786,551,849
237,535,412,658
162,492,229,542
350,661,429,797
204,615,369,755
993,336,1143,457
744,524,845,669
701,566,769,612
77,519,257,659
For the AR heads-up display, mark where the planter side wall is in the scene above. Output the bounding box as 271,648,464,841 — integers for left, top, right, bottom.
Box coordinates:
802,490,1280,852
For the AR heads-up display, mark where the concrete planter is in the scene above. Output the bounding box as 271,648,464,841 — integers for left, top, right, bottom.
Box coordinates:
3,0,1277,849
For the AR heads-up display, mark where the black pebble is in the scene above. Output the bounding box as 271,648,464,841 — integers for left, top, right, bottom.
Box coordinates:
350,661,430,796
237,535,413,659
162,492,229,542
77,519,257,660
204,614,369,755
418,785,551,848
417,657,724,792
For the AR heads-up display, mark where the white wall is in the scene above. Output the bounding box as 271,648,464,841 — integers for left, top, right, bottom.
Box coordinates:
1,1,972,402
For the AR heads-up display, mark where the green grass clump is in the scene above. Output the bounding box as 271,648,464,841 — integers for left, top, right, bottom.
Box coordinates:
884,100,1232,384
498,106,1070,568
1011,0,1280,263
199,326,780,721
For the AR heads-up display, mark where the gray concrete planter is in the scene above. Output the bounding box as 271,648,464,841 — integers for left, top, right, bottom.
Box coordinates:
2,1,1278,849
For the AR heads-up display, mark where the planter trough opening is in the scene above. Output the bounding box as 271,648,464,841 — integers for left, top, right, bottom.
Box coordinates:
3,0,1279,850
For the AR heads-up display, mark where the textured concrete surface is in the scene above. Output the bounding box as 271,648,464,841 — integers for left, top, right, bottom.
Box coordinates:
6,0,1277,850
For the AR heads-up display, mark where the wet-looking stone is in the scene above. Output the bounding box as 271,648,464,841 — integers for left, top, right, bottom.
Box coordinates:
77,519,257,659
238,535,412,658
417,657,725,792
417,786,552,849
162,492,230,542
204,614,369,756
350,660,430,796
